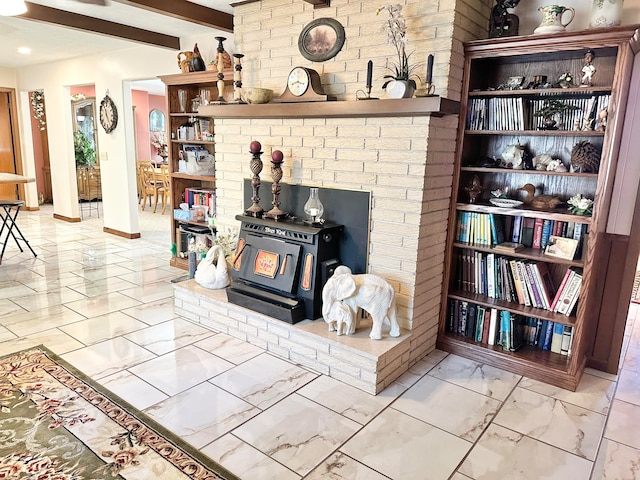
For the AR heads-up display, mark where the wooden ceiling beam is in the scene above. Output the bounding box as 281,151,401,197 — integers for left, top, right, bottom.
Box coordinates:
111,0,233,33
20,2,180,50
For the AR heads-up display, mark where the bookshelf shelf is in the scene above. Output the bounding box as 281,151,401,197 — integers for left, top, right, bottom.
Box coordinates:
465,130,605,137
469,86,612,97
438,27,639,391
456,203,592,225
171,140,216,146
448,290,577,326
438,334,573,375
453,242,584,267
460,167,598,178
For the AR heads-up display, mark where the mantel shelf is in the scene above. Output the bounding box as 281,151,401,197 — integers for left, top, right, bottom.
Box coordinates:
197,96,460,119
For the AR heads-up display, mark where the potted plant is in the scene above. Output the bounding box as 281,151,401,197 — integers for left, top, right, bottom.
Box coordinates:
533,99,579,130
377,4,421,98
73,130,96,167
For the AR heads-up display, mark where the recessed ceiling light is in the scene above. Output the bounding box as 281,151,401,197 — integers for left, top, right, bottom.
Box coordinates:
17,47,31,55
0,0,27,16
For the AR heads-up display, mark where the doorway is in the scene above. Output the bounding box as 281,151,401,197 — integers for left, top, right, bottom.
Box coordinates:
0,88,24,200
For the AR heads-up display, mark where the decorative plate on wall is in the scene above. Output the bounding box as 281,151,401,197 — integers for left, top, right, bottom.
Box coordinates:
298,18,345,62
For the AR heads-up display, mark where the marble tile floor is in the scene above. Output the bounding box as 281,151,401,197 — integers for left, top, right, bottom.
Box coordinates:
1,204,639,479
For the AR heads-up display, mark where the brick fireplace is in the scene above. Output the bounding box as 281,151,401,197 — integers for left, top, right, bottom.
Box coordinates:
173,0,489,393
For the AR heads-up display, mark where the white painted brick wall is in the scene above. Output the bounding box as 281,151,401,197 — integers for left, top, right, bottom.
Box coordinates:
191,0,494,389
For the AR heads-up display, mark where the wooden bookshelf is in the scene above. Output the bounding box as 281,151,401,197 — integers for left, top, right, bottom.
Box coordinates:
437,27,640,391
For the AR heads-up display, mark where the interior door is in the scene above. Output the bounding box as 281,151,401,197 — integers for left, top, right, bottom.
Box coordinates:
0,92,17,199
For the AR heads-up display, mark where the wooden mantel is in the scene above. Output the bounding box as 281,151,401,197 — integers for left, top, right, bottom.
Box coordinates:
197,96,460,119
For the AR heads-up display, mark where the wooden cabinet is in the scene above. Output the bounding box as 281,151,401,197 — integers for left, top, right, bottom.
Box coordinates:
437,27,639,390
159,71,233,270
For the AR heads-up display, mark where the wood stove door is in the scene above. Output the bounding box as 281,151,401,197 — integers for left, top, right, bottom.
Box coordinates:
233,233,302,295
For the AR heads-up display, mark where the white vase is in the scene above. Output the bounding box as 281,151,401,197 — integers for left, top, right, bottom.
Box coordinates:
385,80,415,99
589,0,624,28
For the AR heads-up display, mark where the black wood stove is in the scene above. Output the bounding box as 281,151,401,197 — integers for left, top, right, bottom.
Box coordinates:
227,215,342,324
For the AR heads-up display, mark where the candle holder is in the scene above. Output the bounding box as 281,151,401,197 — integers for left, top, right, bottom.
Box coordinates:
264,150,288,220
304,187,324,225
213,36,227,104
233,53,245,103
246,140,264,217
356,85,379,100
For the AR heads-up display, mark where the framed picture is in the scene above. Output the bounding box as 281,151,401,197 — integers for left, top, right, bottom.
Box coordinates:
544,236,579,260
298,18,345,62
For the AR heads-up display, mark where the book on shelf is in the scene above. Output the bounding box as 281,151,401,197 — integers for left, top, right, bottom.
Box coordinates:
509,313,526,352
555,268,583,315
550,322,564,354
494,241,524,253
481,308,491,344
541,219,553,249
561,325,573,355
512,216,523,243
530,262,555,310
550,268,575,311
542,320,554,350
520,217,536,248
532,218,544,249
488,308,498,346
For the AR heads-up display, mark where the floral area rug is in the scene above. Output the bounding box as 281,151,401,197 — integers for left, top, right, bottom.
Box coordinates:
0,346,239,480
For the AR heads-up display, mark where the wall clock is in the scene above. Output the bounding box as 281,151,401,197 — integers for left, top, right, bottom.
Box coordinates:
99,93,118,133
273,67,335,103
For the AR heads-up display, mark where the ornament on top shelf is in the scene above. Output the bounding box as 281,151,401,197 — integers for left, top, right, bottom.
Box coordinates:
192,43,206,72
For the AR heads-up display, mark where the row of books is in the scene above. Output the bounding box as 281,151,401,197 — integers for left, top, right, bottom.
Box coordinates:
466,94,610,131
456,212,587,253
447,299,574,354
456,250,583,315
184,187,216,216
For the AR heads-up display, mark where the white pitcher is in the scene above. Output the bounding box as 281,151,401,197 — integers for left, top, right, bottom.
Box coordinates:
534,5,575,34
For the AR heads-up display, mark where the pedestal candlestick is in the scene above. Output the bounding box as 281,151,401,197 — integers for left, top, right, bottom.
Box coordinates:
246,140,264,217
233,53,245,103
264,150,288,220
214,36,227,103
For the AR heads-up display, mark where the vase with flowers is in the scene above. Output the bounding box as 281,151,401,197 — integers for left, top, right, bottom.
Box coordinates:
377,4,421,98
150,132,168,161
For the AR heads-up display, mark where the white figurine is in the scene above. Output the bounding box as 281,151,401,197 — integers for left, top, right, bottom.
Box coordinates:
581,49,596,86
322,266,400,340
325,300,356,336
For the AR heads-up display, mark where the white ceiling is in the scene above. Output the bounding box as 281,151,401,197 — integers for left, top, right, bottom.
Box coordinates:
0,0,234,69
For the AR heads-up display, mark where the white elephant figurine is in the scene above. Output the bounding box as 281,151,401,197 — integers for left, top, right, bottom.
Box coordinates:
322,265,400,340
325,300,356,336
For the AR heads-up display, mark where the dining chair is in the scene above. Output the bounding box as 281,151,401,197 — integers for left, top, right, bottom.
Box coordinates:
140,162,164,213
136,162,145,205
160,164,171,214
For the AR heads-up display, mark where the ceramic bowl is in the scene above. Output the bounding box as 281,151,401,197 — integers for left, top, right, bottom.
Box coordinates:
240,88,274,104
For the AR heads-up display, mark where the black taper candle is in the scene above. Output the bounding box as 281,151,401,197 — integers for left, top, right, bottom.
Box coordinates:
366,60,373,88
426,54,434,84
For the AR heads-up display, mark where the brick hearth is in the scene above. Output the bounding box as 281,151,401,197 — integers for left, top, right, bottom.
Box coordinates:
174,280,412,395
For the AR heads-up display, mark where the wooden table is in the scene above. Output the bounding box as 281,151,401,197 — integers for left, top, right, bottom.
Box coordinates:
0,173,35,184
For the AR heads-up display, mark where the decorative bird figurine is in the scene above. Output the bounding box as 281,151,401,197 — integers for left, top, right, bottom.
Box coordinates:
518,183,563,210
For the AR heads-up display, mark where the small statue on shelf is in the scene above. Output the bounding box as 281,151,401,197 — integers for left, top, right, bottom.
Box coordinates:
464,175,483,204
581,49,596,86
489,0,521,38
